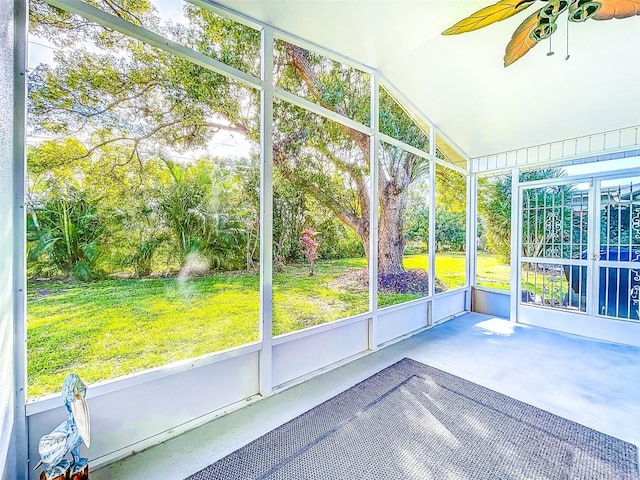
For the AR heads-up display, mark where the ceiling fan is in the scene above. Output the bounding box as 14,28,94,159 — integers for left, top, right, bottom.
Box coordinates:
442,0,640,66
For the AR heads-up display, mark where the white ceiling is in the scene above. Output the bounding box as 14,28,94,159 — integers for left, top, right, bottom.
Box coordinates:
215,0,640,159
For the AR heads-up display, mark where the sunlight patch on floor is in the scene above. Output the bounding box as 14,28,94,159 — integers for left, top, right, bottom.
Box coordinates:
473,318,529,336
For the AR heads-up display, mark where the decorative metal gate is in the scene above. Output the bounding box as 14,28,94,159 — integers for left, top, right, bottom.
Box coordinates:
519,173,640,323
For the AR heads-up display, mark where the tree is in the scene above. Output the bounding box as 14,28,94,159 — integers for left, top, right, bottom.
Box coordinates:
273,44,432,275
273,178,307,263
434,208,466,251
28,0,435,278
405,206,466,253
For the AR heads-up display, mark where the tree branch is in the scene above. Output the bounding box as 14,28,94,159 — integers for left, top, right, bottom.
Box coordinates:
85,81,162,118
273,132,369,236
284,43,370,161
313,141,370,222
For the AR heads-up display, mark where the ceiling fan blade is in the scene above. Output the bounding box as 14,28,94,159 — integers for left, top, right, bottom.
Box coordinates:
591,0,640,19
442,0,537,35
504,8,545,66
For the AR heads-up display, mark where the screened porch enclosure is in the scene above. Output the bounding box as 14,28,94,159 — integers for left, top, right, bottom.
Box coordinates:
2,1,640,479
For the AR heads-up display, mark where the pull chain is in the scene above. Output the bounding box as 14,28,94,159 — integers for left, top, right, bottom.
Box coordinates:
547,36,554,56
565,14,571,60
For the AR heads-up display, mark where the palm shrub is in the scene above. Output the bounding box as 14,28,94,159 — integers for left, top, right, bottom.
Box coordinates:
478,168,570,263
154,159,247,271
128,236,167,277
27,187,104,280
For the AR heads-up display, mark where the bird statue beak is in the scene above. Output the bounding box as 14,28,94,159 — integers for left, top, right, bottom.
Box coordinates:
71,396,91,448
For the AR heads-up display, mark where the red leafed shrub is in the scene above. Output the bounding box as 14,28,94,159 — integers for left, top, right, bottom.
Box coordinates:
300,227,320,276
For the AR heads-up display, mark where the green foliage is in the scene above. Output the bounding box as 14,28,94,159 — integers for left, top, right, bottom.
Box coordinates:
316,219,365,259
404,171,467,254
29,0,261,156
27,187,104,280
27,137,87,175
435,208,466,251
154,158,249,271
478,175,512,262
273,178,307,262
26,135,258,278
182,4,262,78
274,39,370,126
436,165,467,213
404,206,466,252
379,88,429,150
128,236,167,278
403,179,429,254
272,176,367,263
478,168,569,263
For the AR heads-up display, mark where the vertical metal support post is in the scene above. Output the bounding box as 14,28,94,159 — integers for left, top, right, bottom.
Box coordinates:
509,168,520,323
428,128,437,325
259,27,274,396
586,177,600,317
14,2,28,475
466,171,478,311
368,72,379,351
2,0,28,477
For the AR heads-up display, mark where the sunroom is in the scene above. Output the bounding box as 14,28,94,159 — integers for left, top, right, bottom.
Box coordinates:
1,1,639,479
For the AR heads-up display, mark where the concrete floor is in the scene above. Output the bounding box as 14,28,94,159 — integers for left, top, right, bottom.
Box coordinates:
93,312,640,479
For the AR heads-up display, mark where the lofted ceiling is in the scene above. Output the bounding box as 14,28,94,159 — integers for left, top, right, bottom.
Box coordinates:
214,0,640,159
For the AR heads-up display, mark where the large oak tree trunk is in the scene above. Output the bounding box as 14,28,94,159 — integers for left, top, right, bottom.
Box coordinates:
378,181,408,275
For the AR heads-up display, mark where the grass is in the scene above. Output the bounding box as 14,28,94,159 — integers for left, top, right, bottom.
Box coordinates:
405,252,512,292
27,273,261,398
475,253,512,291
27,252,509,398
273,260,368,334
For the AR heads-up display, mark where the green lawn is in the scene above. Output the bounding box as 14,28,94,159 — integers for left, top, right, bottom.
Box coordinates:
273,260,368,334
27,252,509,398
27,273,262,398
405,252,512,291
434,252,466,290
475,253,512,291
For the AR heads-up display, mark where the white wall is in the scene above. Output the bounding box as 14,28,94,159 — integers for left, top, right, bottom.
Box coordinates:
272,319,369,387
377,301,428,346
1,2,19,478
519,305,640,347
433,289,467,324
472,288,510,318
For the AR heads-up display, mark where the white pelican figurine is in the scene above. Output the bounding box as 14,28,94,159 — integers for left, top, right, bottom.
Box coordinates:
34,374,91,479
